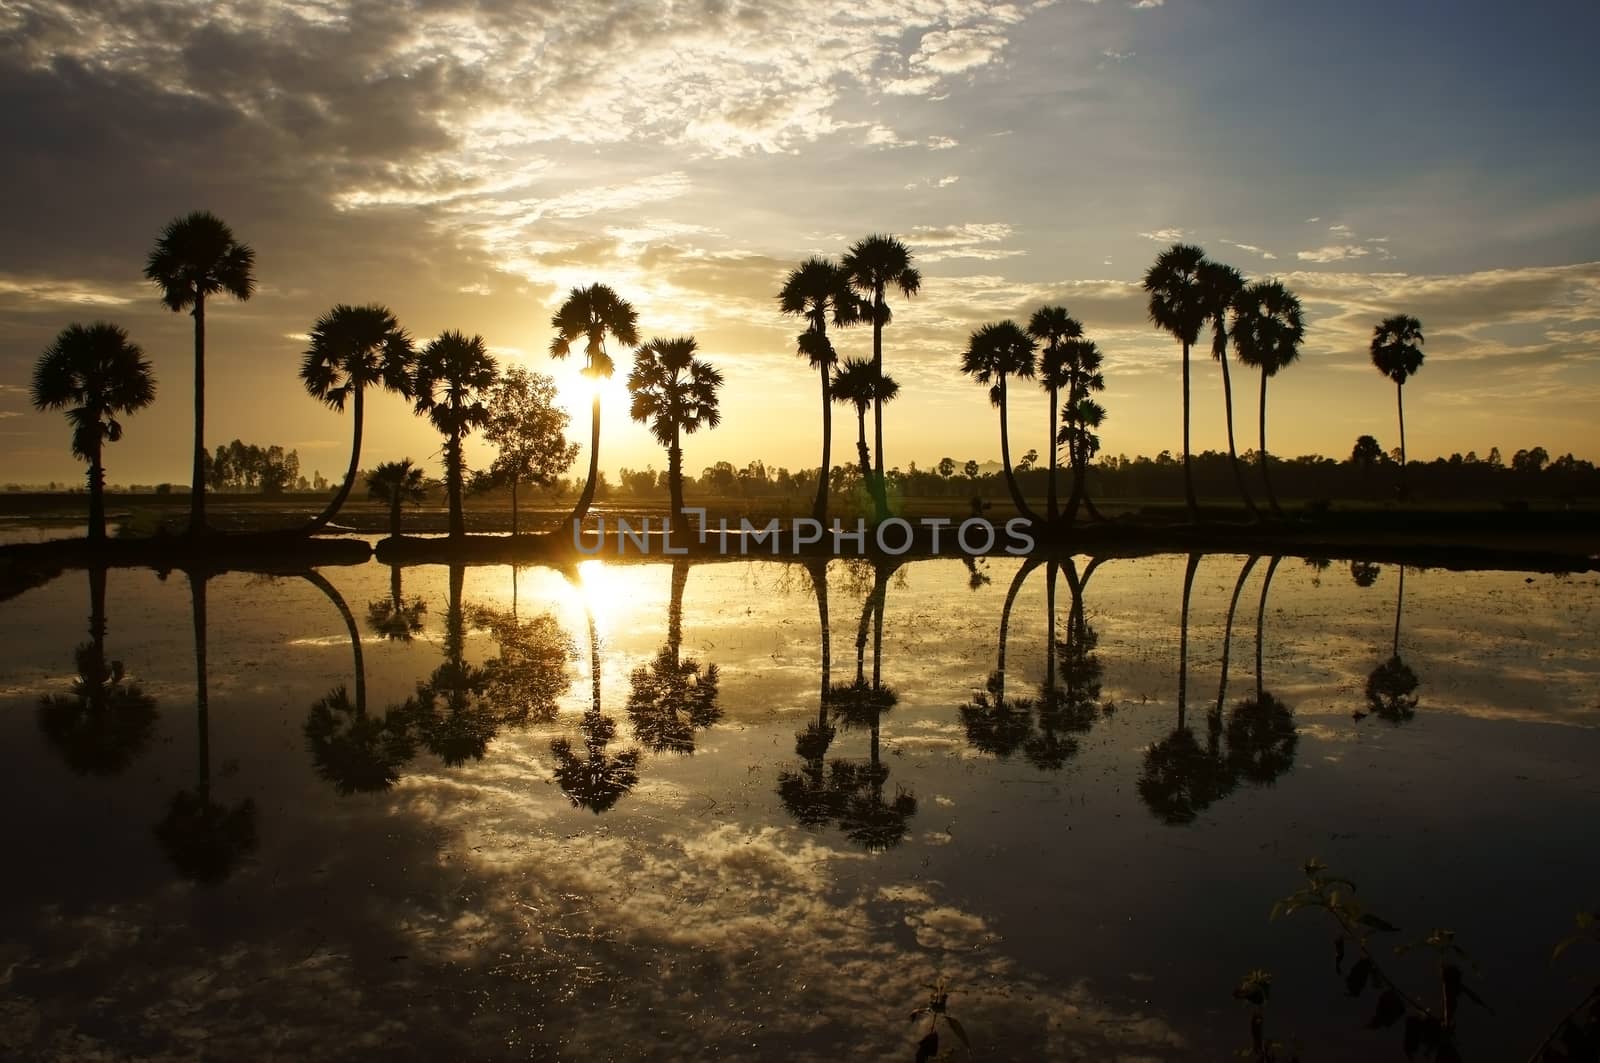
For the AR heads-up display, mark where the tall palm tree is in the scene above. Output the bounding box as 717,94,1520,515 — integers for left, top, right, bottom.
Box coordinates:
1231,280,1306,514
144,212,255,536
831,358,897,491
1143,243,1209,520
414,331,498,539
1369,315,1425,495
1199,260,1257,517
779,258,863,523
550,283,640,524
841,235,921,519
1028,306,1084,523
1056,336,1106,525
960,321,1040,523
366,459,427,538
626,336,723,521
31,323,157,542
299,304,415,534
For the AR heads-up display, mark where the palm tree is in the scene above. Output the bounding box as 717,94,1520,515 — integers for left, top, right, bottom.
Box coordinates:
550,283,640,525
1143,243,1209,520
367,564,426,641
406,565,498,765
1199,260,1257,517
1028,306,1084,523
841,235,921,518
1056,337,1107,525
365,459,427,538
960,321,1040,523
1231,281,1306,514
780,258,863,523
626,336,723,522
299,304,415,534
31,323,156,542
1369,315,1425,495
414,331,498,539
144,212,255,536
832,358,898,491
626,560,721,753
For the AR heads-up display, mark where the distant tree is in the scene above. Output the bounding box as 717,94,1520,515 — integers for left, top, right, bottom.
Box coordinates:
1486,446,1503,468
366,459,427,538
1056,337,1107,525
1199,259,1258,516
1144,243,1209,520
938,456,956,480
779,257,863,523
1351,434,1384,487
964,459,980,481
842,234,921,518
1017,449,1038,472
483,366,578,537
832,358,898,490
30,323,157,541
299,304,415,533
1028,305,1085,522
1512,446,1550,474
961,320,1040,522
144,211,255,536
1230,280,1305,514
627,336,723,520
550,283,639,525
414,331,498,539
1369,314,1425,493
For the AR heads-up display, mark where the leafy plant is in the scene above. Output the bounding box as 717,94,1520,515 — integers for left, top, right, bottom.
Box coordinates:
1233,969,1299,1062
909,976,971,1061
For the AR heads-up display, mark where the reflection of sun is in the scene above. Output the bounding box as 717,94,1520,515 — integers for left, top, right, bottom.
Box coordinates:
574,560,628,640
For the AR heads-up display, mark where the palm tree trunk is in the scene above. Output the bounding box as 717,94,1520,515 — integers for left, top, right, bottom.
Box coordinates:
304,382,363,535
510,480,519,538
390,564,403,614
1181,340,1199,521
190,292,207,537
855,409,872,487
1065,409,1086,525
809,559,830,704
447,428,465,539
1178,552,1199,730
1396,382,1408,498
1044,561,1058,693
1255,556,1281,701
1259,372,1282,515
1047,384,1060,522
305,570,365,716
88,565,107,672
446,564,465,665
1393,564,1405,658
1217,555,1259,712
1219,349,1259,518
668,431,685,521
570,391,602,524
998,377,1037,522
814,362,832,523
190,571,210,797
667,559,688,666
870,291,888,520
996,558,1037,703
88,434,106,542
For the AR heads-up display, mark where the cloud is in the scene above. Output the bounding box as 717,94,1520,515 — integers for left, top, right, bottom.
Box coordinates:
1297,245,1371,263
1220,240,1278,261
1138,228,1187,242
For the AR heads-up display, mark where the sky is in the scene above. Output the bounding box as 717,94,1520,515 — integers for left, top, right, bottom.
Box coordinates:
1,0,1598,487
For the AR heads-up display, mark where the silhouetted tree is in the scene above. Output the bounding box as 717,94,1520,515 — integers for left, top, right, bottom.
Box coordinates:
144,211,255,536
366,459,427,538
405,565,497,765
1057,337,1107,525
1370,315,1425,495
1144,244,1209,520
1351,434,1385,486
30,323,156,541
367,565,427,641
626,560,721,753
483,366,578,537
1232,281,1306,514
551,598,640,813
1226,556,1298,785
550,283,639,524
627,337,723,521
1199,259,1258,517
833,358,898,491
842,235,921,518
415,331,498,539
1360,565,1420,724
780,258,864,524
1028,306,1084,522
961,321,1041,523
960,559,1041,758
300,304,415,533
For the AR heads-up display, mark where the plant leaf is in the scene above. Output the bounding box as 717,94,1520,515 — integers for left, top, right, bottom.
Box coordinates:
944,1014,972,1050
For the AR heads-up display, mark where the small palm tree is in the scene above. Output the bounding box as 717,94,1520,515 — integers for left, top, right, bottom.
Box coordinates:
365,459,427,538
143,212,255,536
31,323,157,542
960,321,1040,523
1199,259,1257,517
779,258,863,524
414,331,498,539
550,283,640,524
1143,243,1209,520
299,304,415,534
1369,315,1425,494
1231,281,1306,514
1028,306,1084,523
832,358,898,490
1056,337,1106,525
626,336,723,520
841,235,921,518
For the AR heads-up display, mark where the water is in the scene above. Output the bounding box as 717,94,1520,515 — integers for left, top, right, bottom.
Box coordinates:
1,553,1597,1060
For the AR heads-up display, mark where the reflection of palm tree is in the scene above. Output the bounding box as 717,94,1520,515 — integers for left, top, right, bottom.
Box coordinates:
303,570,416,794
960,559,1040,757
474,600,573,727
1350,560,1381,588
1361,565,1420,724
551,595,641,813
1216,555,1260,714
38,567,158,775
777,561,844,824
367,565,427,642
1225,556,1298,786
406,565,497,765
153,573,258,883
1028,559,1107,770
627,561,721,753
